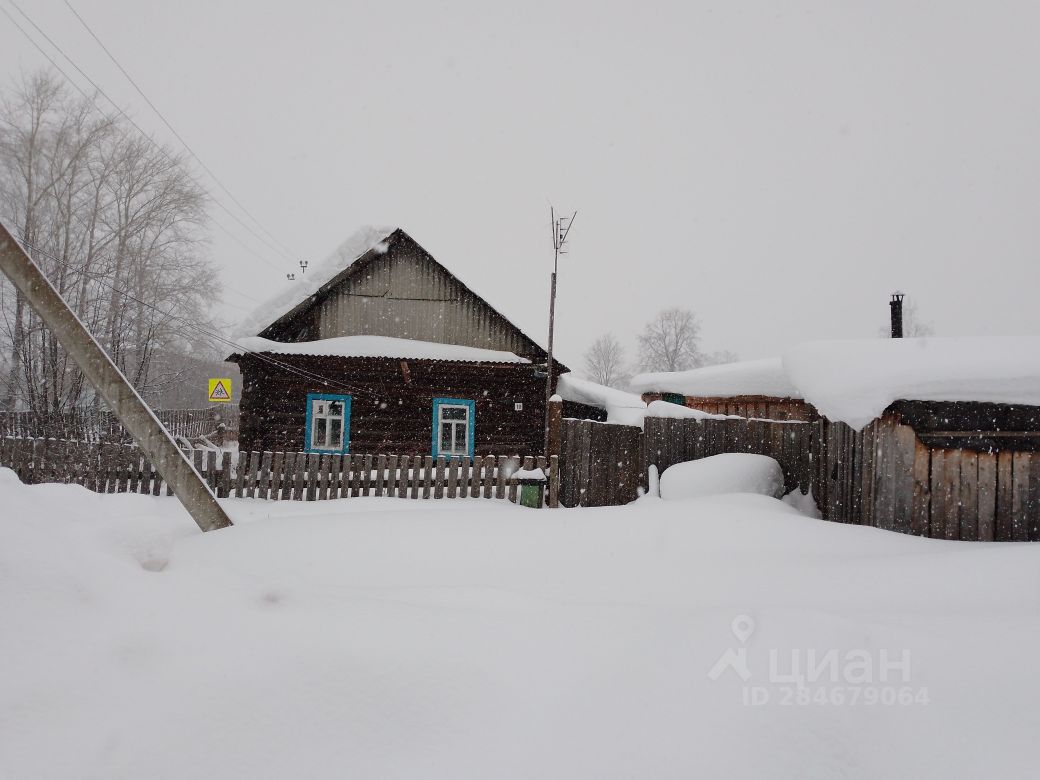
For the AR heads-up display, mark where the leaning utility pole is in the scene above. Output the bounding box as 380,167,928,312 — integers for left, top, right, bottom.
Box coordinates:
544,207,576,453
0,221,232,532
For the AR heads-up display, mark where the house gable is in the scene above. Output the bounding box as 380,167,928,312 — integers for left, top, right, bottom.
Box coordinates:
257,230,555,365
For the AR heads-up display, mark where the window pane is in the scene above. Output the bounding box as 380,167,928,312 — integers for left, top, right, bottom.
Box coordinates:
440,422,453,452
315,417,328,447
330,418,343,447
454,421,468,454
328,400,343,416
443,406,467,421
314,400,326,416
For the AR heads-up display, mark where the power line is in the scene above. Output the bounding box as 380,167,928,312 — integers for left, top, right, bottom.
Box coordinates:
62,0,300,264
14,237,396,404
3,0,293,274
0,4,92,102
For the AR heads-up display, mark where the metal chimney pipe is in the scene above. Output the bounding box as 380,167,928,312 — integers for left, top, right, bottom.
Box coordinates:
890,292,905,338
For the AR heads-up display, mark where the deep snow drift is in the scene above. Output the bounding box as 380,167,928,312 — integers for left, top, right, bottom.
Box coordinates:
3,468,1040,779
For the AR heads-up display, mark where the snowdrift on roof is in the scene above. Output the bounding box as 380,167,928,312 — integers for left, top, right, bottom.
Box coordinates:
233,335,528,364
233,225,396,338
630,358,802,399
783,336,1040,429
555,374,647,426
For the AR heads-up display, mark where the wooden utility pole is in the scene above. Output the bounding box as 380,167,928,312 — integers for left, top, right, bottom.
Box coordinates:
0,222,232,532
544,207,576,454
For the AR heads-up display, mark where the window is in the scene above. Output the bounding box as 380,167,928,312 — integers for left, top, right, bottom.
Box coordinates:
305,393,352,453
432,398,475,457
662,393,685,406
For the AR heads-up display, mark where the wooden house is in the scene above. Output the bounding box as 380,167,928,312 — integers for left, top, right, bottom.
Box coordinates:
228,227,565,457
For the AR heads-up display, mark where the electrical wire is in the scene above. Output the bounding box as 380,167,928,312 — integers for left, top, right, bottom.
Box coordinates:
3,0,294,274
10,236,491,407
62,0,299,263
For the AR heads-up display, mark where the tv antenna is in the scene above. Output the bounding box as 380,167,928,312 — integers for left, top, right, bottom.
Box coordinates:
545,205,577,452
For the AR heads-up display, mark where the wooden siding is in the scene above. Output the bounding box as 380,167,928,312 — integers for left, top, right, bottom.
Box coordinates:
816,411,1040,540
640,393,817,422
237,353,546,456
260,230,552,364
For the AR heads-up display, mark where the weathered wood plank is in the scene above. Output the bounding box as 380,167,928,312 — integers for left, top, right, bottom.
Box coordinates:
292,451,307,501
942,450,961,540
374,454,387,497
928,450,946,539
1012,452,1032,542
891,421,916,534
259,451,273,500
482,455,496,498
434,455,447,499
386,454,399,496
361,455,373,497
269,451,285,500
1027,454,1040,542
398,455,411,498
548,455,560,507
447,456,460,499
996,451,1014,541
977,451,997,542
958,451,979,541
910,438,931,536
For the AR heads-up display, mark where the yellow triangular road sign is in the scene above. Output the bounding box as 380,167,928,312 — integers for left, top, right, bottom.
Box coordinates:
208,378,232,402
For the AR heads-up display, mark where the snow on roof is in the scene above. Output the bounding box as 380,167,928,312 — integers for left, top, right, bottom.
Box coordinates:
783,337,1040,429
556,373,644,412
629,358,802,400
233,335,529,364
233,225,396,338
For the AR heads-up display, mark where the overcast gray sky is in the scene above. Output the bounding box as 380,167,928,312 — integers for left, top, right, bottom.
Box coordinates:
3,1,1039,372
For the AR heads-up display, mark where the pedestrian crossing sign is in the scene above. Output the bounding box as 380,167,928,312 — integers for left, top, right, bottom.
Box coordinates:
208,378,233,403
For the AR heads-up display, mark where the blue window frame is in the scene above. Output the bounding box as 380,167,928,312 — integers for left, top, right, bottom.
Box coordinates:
305,392,352,454
432,397,475,458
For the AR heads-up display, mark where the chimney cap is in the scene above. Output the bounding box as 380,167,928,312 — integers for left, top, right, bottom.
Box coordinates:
891,291,905,302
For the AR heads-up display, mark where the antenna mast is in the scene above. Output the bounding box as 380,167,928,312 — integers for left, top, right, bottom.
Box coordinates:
545,206,576,453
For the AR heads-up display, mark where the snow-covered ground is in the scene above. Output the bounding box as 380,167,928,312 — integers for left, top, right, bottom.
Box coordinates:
3,467,1040,779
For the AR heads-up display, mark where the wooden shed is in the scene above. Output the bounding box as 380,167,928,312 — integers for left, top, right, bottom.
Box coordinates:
631,358,817,421
228,227,566,458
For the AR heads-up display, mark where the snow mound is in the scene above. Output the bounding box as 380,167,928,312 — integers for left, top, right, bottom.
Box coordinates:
783,336,1040,429
233,334,528,363
644,399,726,420
233,225,396,337
555,373,646,426
660,454,785,501
630,358,801,399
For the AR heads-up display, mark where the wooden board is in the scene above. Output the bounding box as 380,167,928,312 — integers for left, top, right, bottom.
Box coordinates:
976,451,997,542
958,451,979,541
1011,452,1031,542
996,451,1014,541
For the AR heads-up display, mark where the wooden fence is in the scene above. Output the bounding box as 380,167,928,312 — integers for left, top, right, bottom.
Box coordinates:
0,436,557,504
0,406,238,442
816,415,1040,541
644,416,816,495
557,418,644,507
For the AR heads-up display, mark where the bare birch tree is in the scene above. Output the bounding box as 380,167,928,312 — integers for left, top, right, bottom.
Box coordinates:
0,70,222,412
637,307,702,372
582,333,626,387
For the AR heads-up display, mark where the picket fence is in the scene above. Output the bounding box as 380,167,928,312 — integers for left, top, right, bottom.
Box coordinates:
0,406,237,443
0,436,558,505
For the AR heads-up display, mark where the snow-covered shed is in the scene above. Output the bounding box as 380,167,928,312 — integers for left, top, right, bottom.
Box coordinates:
227,228,567,457
635,338,1040,540
630,358,816,421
